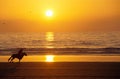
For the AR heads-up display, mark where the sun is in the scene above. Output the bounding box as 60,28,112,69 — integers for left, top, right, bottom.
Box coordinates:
46,55,54,62
46,10,53,16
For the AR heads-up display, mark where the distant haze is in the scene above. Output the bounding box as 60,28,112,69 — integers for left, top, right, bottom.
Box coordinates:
0,0,119,32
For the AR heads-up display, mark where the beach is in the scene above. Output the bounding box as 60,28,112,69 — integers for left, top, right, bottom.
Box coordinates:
1,55,120,79
0,62,120,79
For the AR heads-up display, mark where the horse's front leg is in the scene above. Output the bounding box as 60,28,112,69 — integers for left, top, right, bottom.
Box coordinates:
8,56,12,62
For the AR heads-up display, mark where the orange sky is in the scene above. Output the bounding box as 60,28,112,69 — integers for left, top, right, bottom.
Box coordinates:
0,0,119,32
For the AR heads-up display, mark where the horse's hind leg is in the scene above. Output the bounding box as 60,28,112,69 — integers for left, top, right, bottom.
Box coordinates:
10,57,15,63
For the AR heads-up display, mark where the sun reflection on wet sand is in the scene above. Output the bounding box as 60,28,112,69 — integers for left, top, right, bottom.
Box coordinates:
45,55,55,62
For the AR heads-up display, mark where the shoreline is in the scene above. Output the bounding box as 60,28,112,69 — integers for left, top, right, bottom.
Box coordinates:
1,55,120,62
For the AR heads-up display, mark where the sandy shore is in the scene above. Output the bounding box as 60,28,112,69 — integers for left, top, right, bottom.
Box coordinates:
0,62,120,79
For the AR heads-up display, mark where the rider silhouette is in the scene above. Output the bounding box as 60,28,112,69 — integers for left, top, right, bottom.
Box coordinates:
18,48,24,55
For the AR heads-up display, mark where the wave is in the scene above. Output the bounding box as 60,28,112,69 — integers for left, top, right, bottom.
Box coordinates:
0,47,120,55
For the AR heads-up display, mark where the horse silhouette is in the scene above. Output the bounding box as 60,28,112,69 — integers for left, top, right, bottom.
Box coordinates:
8,52,27,63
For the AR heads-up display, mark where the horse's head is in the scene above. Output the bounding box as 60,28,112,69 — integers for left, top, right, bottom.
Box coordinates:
23,52,27,56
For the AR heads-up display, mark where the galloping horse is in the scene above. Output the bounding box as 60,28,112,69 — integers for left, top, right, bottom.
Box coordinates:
8,52,27,62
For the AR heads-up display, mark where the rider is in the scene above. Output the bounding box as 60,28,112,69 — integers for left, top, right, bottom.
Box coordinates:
18,48,24,55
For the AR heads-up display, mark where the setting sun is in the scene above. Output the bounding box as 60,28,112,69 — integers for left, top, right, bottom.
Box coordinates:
46,55,54,62
46,10,53,17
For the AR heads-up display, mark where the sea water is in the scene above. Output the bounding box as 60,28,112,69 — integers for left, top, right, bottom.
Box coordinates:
0,32,120,55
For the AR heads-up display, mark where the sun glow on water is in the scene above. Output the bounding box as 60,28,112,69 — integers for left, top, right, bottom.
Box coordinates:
46,32,54,41
45,32,54,48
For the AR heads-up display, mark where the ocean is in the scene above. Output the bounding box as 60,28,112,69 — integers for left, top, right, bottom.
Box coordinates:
0,32,120,55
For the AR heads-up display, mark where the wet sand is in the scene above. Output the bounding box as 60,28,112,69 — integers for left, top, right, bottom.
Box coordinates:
1,55,120,62
0,62,120,79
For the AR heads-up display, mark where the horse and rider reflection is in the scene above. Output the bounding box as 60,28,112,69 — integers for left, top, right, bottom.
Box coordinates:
8,48,27,63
